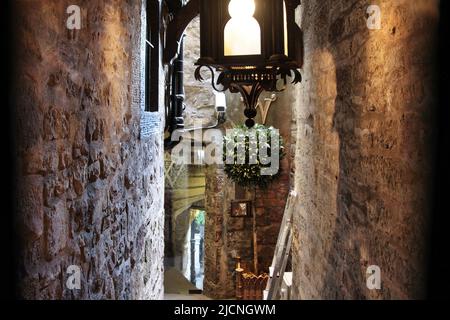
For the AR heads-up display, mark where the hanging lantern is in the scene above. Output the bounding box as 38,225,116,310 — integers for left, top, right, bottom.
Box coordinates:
195,0,303,128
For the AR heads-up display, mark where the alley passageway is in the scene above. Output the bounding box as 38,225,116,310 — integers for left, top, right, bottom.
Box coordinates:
5,0,449,301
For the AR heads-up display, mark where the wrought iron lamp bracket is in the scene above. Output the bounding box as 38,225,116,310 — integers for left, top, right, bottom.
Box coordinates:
195,64,301,127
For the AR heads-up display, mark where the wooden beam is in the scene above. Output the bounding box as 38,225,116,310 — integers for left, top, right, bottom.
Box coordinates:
163,0,200,64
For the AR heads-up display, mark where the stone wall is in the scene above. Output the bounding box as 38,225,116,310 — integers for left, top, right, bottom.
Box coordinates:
12,0,165,300
183,16,217,128
291,0,439,299
204,165,248,299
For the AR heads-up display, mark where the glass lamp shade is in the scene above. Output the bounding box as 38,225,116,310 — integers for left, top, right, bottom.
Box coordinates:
197,0,302,68
224,0,261,56
195,0,302,128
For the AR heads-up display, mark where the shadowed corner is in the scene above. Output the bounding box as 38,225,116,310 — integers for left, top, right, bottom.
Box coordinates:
3,0,18,301
427,0,450,300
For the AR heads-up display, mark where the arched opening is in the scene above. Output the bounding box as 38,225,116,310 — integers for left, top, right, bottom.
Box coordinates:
163,15,213,300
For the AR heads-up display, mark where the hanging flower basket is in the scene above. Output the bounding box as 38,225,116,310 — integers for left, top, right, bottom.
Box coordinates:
223,124,285,188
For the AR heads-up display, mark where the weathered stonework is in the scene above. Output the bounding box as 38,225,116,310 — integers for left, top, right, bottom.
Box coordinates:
183,17,217,128
291,0,439,299
13,0,164,300
203,164,242,299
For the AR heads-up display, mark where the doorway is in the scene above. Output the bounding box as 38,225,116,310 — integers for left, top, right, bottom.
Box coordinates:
163,159,207,296
186,207,205,290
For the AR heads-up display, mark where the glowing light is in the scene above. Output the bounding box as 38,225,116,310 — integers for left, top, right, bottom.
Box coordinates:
228,0,255,19
224,0,261,56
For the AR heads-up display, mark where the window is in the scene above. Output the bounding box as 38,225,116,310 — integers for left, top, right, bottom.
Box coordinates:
144,0,160,112
140,0,161,139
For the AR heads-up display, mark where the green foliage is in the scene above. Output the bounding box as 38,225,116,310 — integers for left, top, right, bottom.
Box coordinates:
194,211,205,226
223,124,285,188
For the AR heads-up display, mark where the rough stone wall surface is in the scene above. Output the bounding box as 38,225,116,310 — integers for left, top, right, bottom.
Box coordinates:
183,16,217,128
204,165,249,299
13,0,164,300
292,0,439,299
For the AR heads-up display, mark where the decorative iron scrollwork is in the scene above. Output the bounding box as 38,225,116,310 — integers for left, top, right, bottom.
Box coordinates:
195,63,301,127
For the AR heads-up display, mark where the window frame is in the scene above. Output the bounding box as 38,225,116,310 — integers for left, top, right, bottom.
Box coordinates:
145,0,161,112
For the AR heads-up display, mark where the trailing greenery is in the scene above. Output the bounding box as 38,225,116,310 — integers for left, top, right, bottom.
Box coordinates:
223,124,285,188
